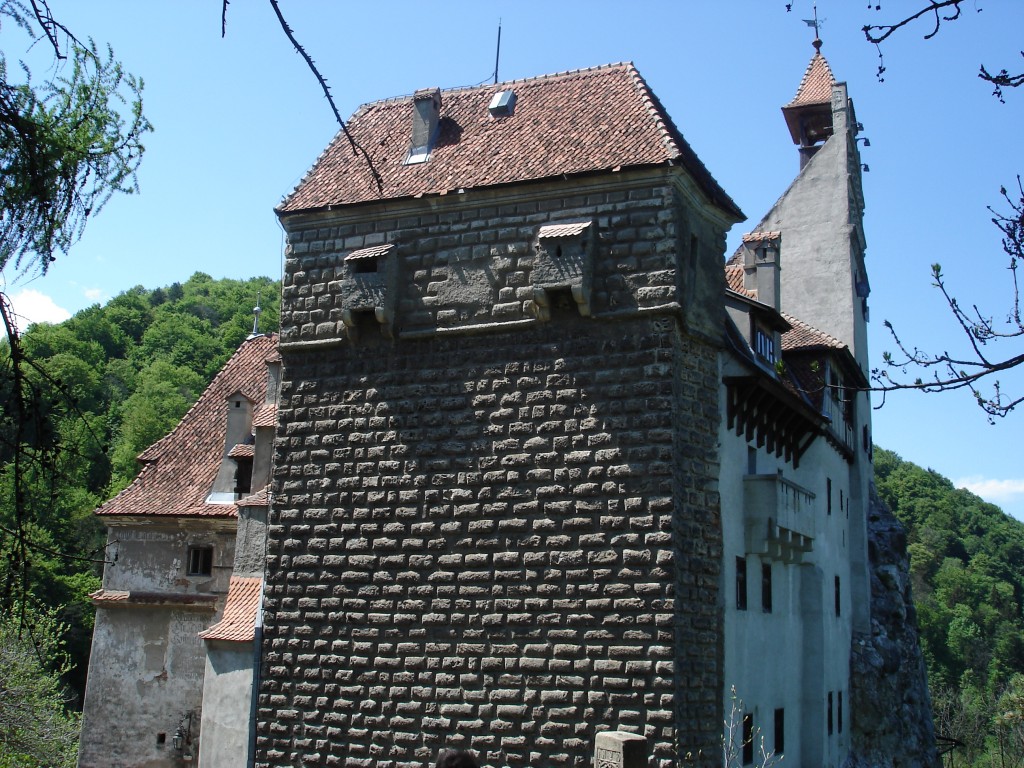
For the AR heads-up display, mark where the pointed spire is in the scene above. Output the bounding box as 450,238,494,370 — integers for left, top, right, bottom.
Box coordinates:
248,291,264,340
781,39,838,153
785,51,836,110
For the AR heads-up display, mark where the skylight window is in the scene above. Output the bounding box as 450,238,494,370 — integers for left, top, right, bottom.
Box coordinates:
488,89,517,117
404,145,431,165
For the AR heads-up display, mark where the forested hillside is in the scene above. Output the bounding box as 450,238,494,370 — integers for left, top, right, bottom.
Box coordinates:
0,273,279,703
875,447,1024,765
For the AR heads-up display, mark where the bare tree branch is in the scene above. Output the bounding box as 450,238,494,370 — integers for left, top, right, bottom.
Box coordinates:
874,180,1024,420
857,2,1023,99
265,0,383,194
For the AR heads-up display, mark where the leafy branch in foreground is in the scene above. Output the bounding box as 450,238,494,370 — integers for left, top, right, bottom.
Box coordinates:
0,0,151,278
872,179,1024,420
0,0,148,609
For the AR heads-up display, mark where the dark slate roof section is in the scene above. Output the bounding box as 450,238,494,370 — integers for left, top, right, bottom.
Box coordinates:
277,63,742,220
97,334,278,519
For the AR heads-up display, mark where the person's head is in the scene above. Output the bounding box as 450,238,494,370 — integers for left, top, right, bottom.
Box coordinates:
435,749,480,768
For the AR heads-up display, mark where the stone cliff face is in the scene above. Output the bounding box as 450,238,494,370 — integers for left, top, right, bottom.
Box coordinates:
847,484,939,768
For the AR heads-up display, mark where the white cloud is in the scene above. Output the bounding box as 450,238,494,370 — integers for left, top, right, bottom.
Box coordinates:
954,476,1024,505
6,288,71,329
84,287,103,302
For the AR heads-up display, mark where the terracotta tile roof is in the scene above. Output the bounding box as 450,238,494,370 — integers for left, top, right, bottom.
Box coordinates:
89,589,129,603
238,484,271,508
781,312,846,351
724,264,754,298
345,244,394,261
724,264,845,353
199,577,262,642
741,230,781,243
228,443,255,458
89,589,218,608
252,403,277,429
97,334,278,519
278,63,741,219
785,51,836,108
538,222,592,238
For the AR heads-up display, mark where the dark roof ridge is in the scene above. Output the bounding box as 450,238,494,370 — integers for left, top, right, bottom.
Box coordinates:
352,62,638,114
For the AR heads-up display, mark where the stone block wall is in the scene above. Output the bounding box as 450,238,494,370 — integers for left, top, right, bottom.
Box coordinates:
279,171,726,345
260,172,726,768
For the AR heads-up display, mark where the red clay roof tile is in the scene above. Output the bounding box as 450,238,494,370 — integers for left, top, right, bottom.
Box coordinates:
277,63,741,219
785,51,836,108
199,577,262,642
97,334,277,519
781,312,846,351
252,403,277,429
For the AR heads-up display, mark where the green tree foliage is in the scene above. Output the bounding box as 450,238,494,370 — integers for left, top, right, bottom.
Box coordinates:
0,274,279,701
0,605,80,767
0,0,150,278
875,446,1024,765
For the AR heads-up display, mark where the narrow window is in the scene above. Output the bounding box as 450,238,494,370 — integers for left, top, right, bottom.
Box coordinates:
234,456,253,497
774,708,785,754
747,446,757,475
351,256,379,274
835,575,841,617
827,692,834,736
736,557,748,611
827,478,832,515
762,562,773,613
840,489,844,513
755,327,776,364
187,546,213,577
838,691,843,733
742,713,754,765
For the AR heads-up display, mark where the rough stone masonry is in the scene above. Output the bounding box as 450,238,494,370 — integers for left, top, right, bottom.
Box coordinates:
258,171,732,768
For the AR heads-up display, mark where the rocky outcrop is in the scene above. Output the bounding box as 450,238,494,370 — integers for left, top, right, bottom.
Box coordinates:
847,484,939,768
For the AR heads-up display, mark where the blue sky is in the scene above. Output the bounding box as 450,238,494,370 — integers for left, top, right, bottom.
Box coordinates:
4,1,1024,518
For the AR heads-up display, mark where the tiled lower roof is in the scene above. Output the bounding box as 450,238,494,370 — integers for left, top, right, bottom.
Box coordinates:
89,589,219,608
238,484,271,508
199,577,262,642
725,264,847,352
252,403,277,429
781,312,846,351
538,222,592,239
228,443,255,459
97,334,277,519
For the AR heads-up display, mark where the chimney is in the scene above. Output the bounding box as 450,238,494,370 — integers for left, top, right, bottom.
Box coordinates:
741,232,782,312
411,88,441,150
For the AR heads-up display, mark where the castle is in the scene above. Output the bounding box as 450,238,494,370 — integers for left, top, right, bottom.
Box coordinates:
78,48,934,768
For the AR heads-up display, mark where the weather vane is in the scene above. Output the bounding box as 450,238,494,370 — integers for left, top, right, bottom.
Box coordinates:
803,2,825,49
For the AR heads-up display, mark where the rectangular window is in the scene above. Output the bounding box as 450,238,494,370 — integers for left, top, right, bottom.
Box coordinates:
828,692,834,736
827,478,832,515
762,562,773,613
774,708,785,754
742,713,754,765
187,546,213,576
747,446,757,475
736,556,748,611
755,328,776,364
838,691,843,733
835,575,841,617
